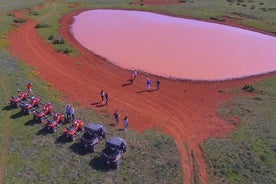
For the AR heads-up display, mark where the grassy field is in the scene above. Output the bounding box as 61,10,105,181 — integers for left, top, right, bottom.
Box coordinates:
0,0,275,183
202,78,276,184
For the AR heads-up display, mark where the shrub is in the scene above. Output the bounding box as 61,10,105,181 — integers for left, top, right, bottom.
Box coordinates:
35,23,50,28
48,35,53,40
6,13,15,17
28,10,39,16
52,35,65,44
13,18,27,23
241,84,255,92
210,16,226,21
63,48,72,54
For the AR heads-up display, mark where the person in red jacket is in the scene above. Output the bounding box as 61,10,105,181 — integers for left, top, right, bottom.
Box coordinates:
27,82,32,95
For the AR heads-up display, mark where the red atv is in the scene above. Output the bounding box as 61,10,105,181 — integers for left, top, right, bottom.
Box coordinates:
20,96,41,114
44,112,65,132
63,119,85,141
10,91,28,108
33,103,53,123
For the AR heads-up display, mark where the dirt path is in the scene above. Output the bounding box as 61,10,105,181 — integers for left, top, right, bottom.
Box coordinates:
7,10,276,184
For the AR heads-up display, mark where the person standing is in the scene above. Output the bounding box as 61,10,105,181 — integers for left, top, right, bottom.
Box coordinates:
133,70,138,79
130,72,135,84
27,82,32,95
105,92,109,105
146,78,151,91
156,79,160,90
124,116,129,131
100,89,105,104
113,110,119,126
65,104,71,120
70,105,75,120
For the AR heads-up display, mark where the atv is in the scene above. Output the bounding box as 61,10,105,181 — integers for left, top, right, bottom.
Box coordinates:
10,91,28,108
80,123,107,152
20,96,41,114
33,102,53,123
63,119,84,141
44,112,66,132
101,137,127,169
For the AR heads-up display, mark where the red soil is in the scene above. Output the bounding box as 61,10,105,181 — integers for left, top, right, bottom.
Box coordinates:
7,10,276,184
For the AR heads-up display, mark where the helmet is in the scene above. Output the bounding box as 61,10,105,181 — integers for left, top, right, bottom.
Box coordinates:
32,96,35,100
17,89,21,92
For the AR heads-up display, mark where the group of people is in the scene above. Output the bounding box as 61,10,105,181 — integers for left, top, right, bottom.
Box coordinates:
65,104,75,121
146,77,160,91
113,110,128,131
100,89,109,105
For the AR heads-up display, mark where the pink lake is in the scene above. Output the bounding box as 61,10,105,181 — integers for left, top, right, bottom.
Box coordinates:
71,9,276,81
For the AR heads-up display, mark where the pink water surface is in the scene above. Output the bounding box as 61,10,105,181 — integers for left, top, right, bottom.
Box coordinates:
71,9,276,81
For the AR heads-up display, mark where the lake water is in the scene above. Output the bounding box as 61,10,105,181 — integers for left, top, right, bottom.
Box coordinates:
71,9,276,81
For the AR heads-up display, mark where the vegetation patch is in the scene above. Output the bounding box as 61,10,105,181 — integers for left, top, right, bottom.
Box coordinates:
203,77,276,184
13,18,27,23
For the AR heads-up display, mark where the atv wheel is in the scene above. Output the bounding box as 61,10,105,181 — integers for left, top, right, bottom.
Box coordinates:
112,161,119,169
53,126,58,133
16,102,20,108
90,146,95,153
27,109,32,115
71,134,77,141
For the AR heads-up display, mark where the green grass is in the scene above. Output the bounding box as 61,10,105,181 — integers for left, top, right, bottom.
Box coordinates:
0,48,183,183
202,77,276,184
1,0,276,183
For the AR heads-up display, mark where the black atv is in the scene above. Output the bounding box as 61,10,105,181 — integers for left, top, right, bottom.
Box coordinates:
101,137,127,169
80,123,107,152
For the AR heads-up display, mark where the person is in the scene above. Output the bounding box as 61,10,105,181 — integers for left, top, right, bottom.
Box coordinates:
65,104,71,120
113,110,119,126
124,116,129,131
105,92,109,105
70,105,75,120
133,70,138,79
130,72,135,84
146,77,151,91
156,79,160,90
27,82,32,95
100,90,105,104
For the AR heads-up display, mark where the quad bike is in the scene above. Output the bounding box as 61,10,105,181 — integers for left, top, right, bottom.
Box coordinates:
20,96,41,114
10,91,28,108
101,137,127,169
80,123,107,152
33,102,53,123
44,112,66,132
63,119,85,141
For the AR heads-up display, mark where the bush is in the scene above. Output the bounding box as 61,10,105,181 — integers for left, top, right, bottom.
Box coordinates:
210,16,226,21
63,48,72,54
241,84,255,92
48,35,53,40
35,23,50,28
52,35,65,44
13,18,27,23
6,13,15,17
28,10,39,16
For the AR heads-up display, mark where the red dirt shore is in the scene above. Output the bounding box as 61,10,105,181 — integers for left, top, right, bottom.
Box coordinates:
7,10,276,184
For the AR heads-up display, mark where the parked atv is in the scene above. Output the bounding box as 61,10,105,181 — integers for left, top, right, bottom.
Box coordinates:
101,137,127,169
80,123,107,152
20,96,41,114
63,119,84,141
33,102,53,123
44,112,66,132
10,91,28,108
